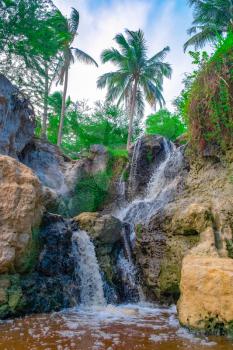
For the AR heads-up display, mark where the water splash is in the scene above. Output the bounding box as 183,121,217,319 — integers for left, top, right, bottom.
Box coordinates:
117,139,184,226
72,230,106,307
114,138,184,301
128,138,142,198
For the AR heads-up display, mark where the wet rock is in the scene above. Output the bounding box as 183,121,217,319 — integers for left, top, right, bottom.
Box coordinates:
127,135,171,199
74,212,122,244
38,214,75,276
0,74,35,158
0,156,44,273
178,256,233,335
74,212,123,302
135,151,233,303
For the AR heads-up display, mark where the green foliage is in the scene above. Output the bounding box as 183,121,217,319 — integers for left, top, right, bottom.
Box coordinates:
40,93,131,158
97,29,172,113
0,1,70,111
74,171,111,214
184,0,233,51
226,240,233,259
107,148,128,161
98,29,172,146
146,109,187,141
186,32,233,154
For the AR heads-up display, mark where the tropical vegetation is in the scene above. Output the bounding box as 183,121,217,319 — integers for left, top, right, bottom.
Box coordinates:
146,109,186,141
56,7,98,146
184,0,233,50
97,29,172,149
0,0,232,159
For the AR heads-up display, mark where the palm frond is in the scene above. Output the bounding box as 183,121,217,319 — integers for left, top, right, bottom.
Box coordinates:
100,48,125,65
135,88,145,118
69,8,80,35
147,46,170,64
72,48,98,66
114,33,131,55
184,25,221,51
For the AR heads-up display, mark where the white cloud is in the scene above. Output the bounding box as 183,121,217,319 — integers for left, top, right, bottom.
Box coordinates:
53,0,194,113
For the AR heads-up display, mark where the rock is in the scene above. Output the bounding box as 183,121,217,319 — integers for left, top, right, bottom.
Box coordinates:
0,156,44,273
135,149,233,302
74,212,122,244
20,139,109,216
74,212,123,302
89,144,108,174
0,74,35,158
135,216,198,303
178,256,233,334
127,135,171,199
0,288,7,304
19,138,83,196
37,214,75,276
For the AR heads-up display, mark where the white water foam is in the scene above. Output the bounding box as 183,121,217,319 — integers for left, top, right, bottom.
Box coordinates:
72,230,106,307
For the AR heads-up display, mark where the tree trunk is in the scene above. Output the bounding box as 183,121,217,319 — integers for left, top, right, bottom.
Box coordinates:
57,67,69,147
41,62,49,139
127,79,138,150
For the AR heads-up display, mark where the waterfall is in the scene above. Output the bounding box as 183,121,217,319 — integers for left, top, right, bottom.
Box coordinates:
72,230,106,307
114,137,184,301
117,139,184,226
128,138,142,198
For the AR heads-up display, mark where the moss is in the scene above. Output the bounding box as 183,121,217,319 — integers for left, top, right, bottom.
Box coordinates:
187,32,233,156
17,228,40,274
226,240,233,259
0,304,10,319
8,286,23,311
136,224,143,240
146,149,154,164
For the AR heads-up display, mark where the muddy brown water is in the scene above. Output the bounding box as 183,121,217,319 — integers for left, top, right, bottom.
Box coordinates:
0,304,232,350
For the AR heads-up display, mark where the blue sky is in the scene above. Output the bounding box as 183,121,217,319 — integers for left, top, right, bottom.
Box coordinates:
53,0,195,112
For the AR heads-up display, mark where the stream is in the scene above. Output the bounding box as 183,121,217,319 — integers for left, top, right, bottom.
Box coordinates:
0,304,232,350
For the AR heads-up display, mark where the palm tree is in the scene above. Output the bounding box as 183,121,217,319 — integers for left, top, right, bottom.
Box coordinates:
57,8,98,147
184,0,233,51
97,29,172,150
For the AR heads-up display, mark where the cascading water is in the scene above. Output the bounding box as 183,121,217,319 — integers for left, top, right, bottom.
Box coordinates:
117,138,184,225
128,137,142,198
72,230,106,307
115,137,185,301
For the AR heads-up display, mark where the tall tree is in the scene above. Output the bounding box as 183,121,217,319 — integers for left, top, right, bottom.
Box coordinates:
0,0,70,137
57,8,98,147
184,0,233,50
97,29,172,150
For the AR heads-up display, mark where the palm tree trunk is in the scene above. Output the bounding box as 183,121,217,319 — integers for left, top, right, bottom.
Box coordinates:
41,62,49,140
57,67,69,147
127,79,138,150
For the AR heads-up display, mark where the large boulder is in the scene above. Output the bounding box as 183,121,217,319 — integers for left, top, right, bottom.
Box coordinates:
178,256,233,335
135,150,233,303
0,75,35,158
74,212,122,244
0,156,43,273
20,139,109,216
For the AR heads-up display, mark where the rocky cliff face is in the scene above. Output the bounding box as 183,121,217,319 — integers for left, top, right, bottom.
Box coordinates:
0,155,43,273
0,75,35,158
134,151,233,332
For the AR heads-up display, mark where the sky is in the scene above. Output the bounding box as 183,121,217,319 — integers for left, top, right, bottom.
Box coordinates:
53,0,194,113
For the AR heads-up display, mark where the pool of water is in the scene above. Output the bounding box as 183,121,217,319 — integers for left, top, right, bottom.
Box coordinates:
0,304,232,350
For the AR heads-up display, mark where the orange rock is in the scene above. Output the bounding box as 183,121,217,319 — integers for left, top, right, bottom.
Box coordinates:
178,255,233,330
0,156,44,273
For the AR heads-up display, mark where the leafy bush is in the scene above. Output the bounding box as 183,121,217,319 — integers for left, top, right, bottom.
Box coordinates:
73,171,111,214
187,33,233,154
145,109,186,141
